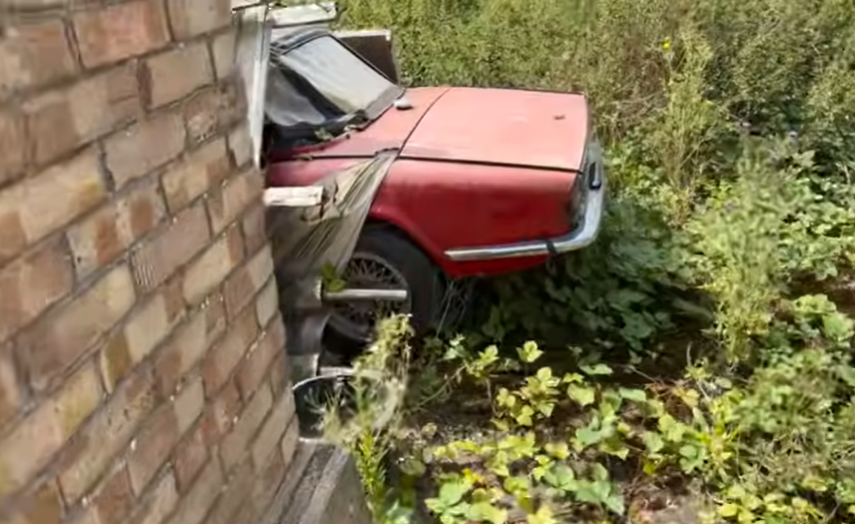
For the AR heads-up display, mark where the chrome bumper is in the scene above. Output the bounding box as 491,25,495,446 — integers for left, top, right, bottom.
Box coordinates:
444,170,606,262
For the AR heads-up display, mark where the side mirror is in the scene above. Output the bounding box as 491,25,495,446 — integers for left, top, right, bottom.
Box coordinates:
334,29,400,84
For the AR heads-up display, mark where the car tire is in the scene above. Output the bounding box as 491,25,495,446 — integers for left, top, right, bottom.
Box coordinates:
326,225,445,345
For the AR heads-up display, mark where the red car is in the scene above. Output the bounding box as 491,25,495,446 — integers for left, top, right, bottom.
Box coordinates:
258,27,606,343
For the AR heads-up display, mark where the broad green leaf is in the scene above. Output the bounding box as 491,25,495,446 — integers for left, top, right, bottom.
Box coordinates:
468,502,508,524
618,388,647,402
642,431,665,453
518,341,543,363
527,505,557,524
544,442,570,459
438,479,472,505
515,405,534,426
568,385,596,406
718,503,739,518
581,363,613,376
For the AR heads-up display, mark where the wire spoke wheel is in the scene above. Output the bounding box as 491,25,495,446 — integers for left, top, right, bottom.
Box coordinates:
327,251,412,342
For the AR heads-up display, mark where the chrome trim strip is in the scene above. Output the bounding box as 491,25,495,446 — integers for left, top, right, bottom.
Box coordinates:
444,166,606,262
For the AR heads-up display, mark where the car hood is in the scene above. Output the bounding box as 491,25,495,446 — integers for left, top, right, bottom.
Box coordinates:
400,87,590,171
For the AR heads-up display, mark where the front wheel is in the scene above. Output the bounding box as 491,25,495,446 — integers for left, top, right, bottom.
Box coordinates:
326,226,446,344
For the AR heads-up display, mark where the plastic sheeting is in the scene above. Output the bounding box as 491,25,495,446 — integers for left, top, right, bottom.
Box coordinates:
267,151,398,381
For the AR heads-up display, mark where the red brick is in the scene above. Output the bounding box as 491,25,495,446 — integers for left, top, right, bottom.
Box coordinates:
0,20,76,98
206,461,252,524
58,367,157,503
142,43,213,109
68,180,165,279
201,309,258,394
127,471,178,524
0,237,73,346
236,319,284,401
92,466,134,524
173,423,209,492
0,150,107,265
104,112,187,190
24,63,141,167
223,245,274,319
165,458,223,524
208,168,264,234
167,0,232,39
128,406,180,494
183,80,244,145
155,297,226,396
211,29,237,80
161,139,231,214
219,383,272,472
73,0,169,68
240,202,266,254
8,480,64,524
131,203,210,293
202,379,241,447
173,376,204,435
182,226,244,305
0,362,101,498
0,110,28,185
251,391,294,470
20,265,136,391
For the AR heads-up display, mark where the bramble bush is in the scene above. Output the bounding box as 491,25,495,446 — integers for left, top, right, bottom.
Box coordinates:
319,0,855,522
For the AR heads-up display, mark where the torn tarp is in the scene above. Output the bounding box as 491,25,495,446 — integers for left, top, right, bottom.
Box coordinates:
267,151,397,381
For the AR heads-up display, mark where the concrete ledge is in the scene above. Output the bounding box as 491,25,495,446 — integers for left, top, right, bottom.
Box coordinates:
261,442,372,524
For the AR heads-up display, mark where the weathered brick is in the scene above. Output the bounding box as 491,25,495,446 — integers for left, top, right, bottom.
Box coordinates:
173,376,204,435
68,180,165,279
143,43,213,109
251,391,294,470
0,20,76,98
73,0,170,68
0,110,28,185
128,406,180,495
92,465,134,524
0,344,22,430
161,139,230,214
0,150,106,265
211,30,237,80
100,282,184,390
173,423,208,492
223,245,274,319
0,362,101,498
5,479,63,524
25,64,141,167
128,471,178,524
240,203,266,254
201,309,258,394
155,297,226,396
167,0,232,39
205,461,252,524
20,265,136,391
208,169,263,234
182,226,244,305
104,112,186,190
256,279,279,329
183,80,244,145
131,203,210,293
0,237,73,346
236,319,284,400
219,383,272,472
201,378,241,447
165,458,223,524
250,442,285,514
58,367,157,502
280,415,299,469
268,353,288,399
227,124,253,169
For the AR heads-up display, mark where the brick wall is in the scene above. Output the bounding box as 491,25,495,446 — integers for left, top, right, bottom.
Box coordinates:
0,2,298,524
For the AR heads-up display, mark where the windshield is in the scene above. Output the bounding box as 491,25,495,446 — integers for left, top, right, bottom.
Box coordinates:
265,33,400,135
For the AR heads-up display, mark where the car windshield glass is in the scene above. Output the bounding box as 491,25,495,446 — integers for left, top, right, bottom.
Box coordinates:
266,34,397,131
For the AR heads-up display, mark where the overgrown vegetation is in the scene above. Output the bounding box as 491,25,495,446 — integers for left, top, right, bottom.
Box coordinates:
317,0,855,522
